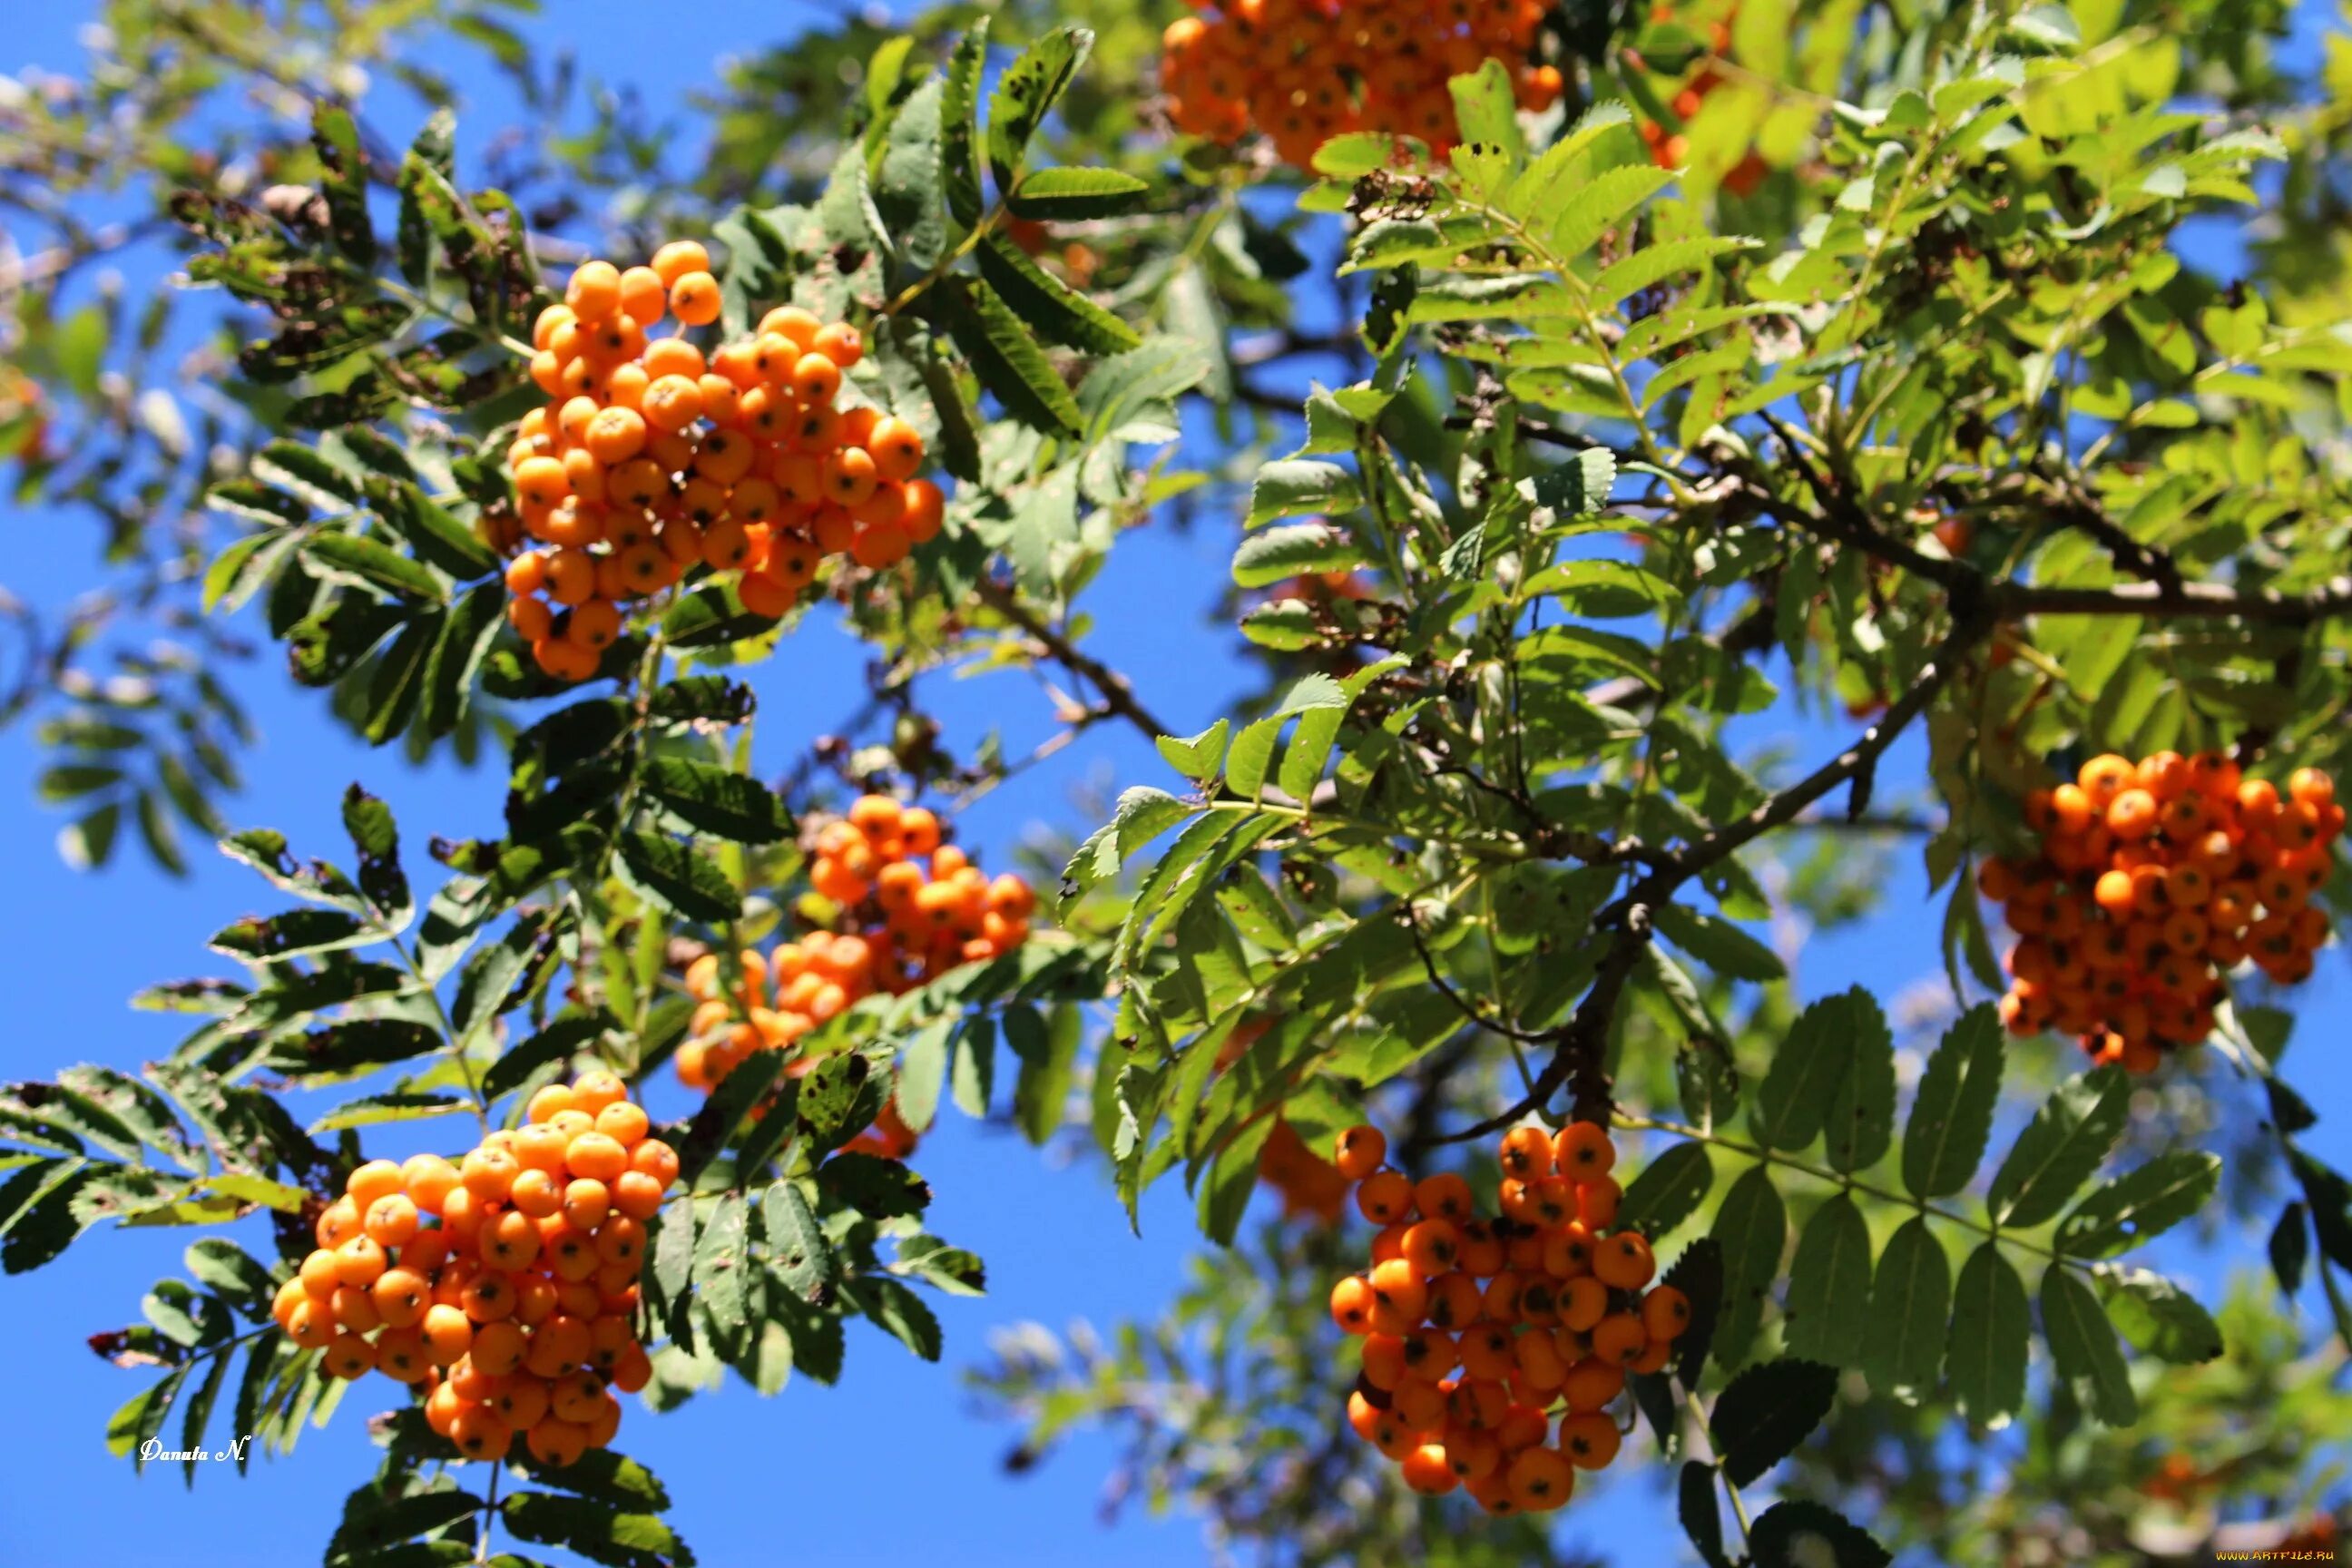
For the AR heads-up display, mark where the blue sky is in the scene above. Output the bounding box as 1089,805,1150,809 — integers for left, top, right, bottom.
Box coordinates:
2,3,2349,1565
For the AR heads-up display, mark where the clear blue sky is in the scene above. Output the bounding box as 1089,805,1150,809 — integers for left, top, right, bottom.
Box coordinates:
2,4,2347,1566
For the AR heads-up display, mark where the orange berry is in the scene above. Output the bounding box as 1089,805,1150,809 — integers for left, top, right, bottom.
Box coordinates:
1357,1170,1416,1225
669,271,722,327
1337,1127,1388,1185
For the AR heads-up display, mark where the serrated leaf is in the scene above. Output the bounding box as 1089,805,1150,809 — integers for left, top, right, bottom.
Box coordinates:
1231,520,1366,588
1651,902,1783,982
1709,1165,1785,1367
641,759,789,845
304,532,443,603
2043,1267,2137,1426
939,279,1083,436
975,233,1140,355
1750,991,1860,1152
1902,1004,2004,1199
940,20,989,226
308,1093,466,1133
1248,459,1362,527
1746,1501,1892,1568
1617,1142,1713,1240
986,27,1093,191
1709,1357,1837,1485
1006,165,1151,220
1946,1241,2028,1428
760,1181,833,1303
1987,1066,2131,1228
1155,720,1230,783
616,834,738,926
692,1191,751,1341
2055,1152,2220,1260
848,1276,942,1360
2103,1268,2223,1363
1861,1217,1948,1404
1782,1195,1872,1368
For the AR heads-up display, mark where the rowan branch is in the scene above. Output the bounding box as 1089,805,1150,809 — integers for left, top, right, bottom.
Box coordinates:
976,578,1175,743
1419,610,1993,1146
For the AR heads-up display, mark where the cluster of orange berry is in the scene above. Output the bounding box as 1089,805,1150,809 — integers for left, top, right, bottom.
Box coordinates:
1984,755,2340,1072
673,796,1036,1093
268,1073,673,1466
1326,1122,1688,1515
1627,7,1767,193
1161,0,1562,169
502,240,942,681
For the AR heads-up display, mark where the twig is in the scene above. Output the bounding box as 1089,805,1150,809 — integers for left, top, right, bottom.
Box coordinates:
1421,611,1992,1146
975,578,1175,743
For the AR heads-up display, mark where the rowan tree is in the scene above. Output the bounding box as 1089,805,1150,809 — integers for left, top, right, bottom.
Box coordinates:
4,0,2351,1563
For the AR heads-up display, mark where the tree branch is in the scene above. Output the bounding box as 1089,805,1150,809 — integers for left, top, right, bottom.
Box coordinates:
1419,610,1993,1146
976,578,1175,743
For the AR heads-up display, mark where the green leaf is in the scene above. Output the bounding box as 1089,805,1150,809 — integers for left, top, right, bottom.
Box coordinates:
675,1051,787,1190
184,1239,276,1310
1616,1142,1713,1240
377,485,497,580
1746,1501,1892,1568
692,1190,751,1342
1651,902,1783,982
1679,1462,1728,1568
890,1234,986,1296
1750,990,1861,1152
1063,786,1198,902
1709,1357,1837,1486
848,1276,942,1360
975,234,1141,355
876,76,947,271
1248,459,1362,527
940,20,990,227
483,1014,610,1106
1155,720,1230,784
2270,1201,2309,1296
615,834,739,926
1901,1004,2004,1199
2103,1268,2224,1364
819,1152,930,1220
1708,1165,1785,1367
1946,1241,2029,1428
641,759,790,845
1011,1004,1082,1146
308,1093,467,1133
1820,988,1896,1175
207,909,373,961
420,582,505,742
1006,165,1152,220
1587,235,1757,307
895,1017,952,1135
2055,1152,2220,1260
311,104,376,264
500,1492,691,1568
939,279,1084,437
1861,1217,1949,1404
986,26,1093,191
761,1181,833,1303
1447,57,1524,160
2042,1267,2138,1426
1987,1066,2132,1228
305,532,443,603
1550,164,1676,260
1782,1195,1872,1369
3,1165,98,1271
1231,520,1366,588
